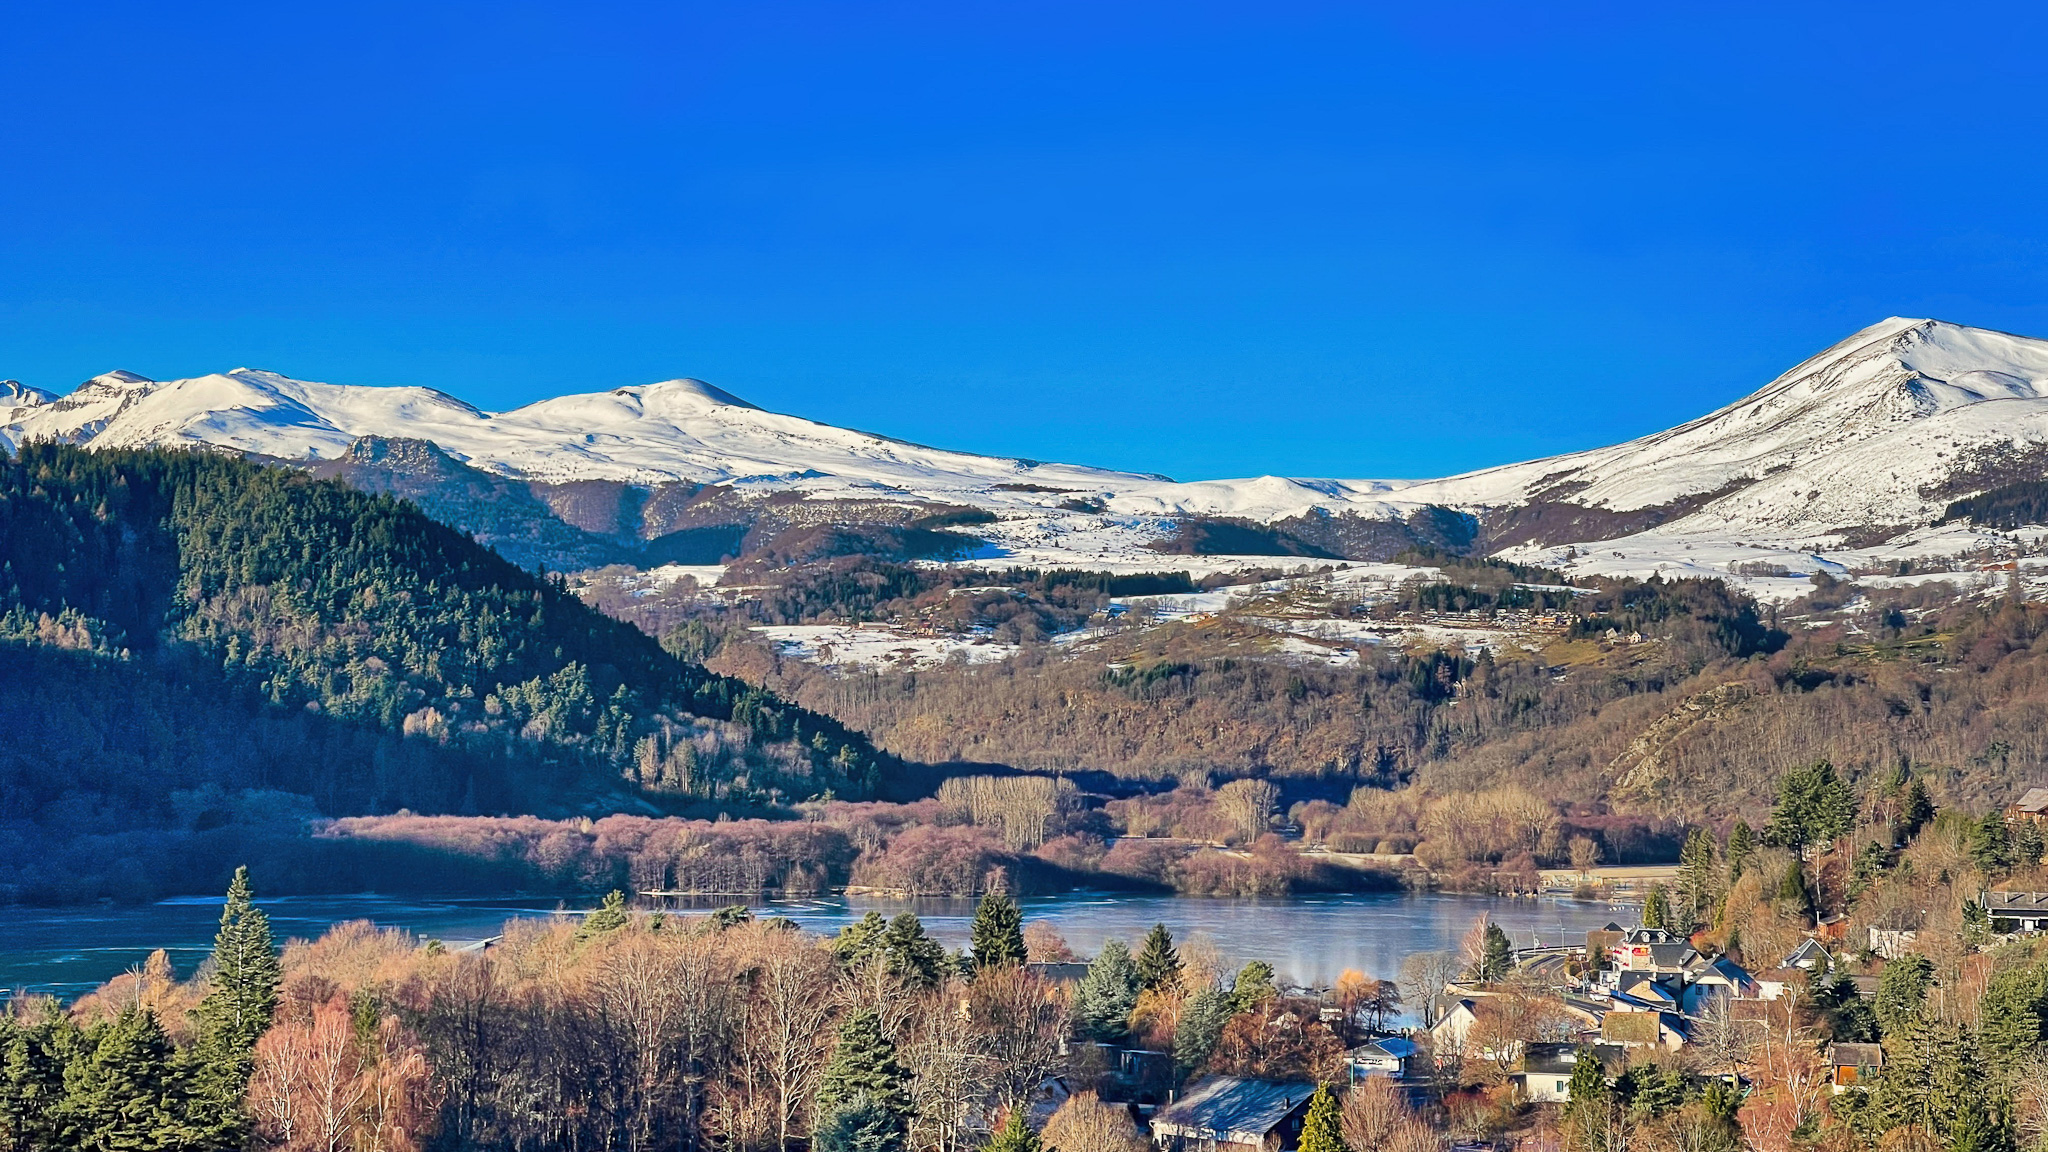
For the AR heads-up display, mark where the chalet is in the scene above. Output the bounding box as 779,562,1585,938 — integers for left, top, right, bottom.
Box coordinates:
1151,1077,1317,1152
1827,1043,1884,1093
2006,787,2048,825
1345,1037,1419,1083
1512,1043,1629,1103
1983,890,2048,933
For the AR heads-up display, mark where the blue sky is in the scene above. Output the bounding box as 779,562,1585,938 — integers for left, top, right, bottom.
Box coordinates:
5,2,2048,481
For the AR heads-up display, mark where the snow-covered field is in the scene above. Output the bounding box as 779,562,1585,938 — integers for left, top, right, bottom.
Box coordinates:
754,624,1019,670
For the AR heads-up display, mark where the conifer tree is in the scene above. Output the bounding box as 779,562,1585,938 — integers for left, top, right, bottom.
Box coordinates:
1174,986,1231,1078
812,1094,907,1152
1978,963,2048,1075
1725,820,1755,883
1876,955,1934,1038
1298,1085,1349,1152
186,865,280,1146
970,890,1026,970
1135,924,1182,993
0,1005,70,1152
816,1009,912,1125
985,1108,1042,1152
1675,828,1719,932
1479,923,1513,982
59,1008,192,1151
1950,1091,2019,1152
1230,961,1278,1013
578,889,632,939
1970,813,2014,873
1075,939,1142,1042
1902,779,1935,838
881,913,948,988
1641,885,1670,933
193,867,281,1056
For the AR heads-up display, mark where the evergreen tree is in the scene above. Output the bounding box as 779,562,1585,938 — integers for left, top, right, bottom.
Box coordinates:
193,867,281,1056
816,1009,912,1125
1950,1091,2019,1152
1675,828,1719,933
0,1005,71,1152
578,889,632,939
1230,961,1278,1013
1775,859,1812,919
1479,923,1514,982
2012,821,2045,870
1298,1085,1349,1152
1135,924,1183,993
1561,1047,1610,1138
1725,820,1755,883
1075,939,1142,1042
1875,955,1935,1038
970,890,1026,970
186,865,280,1146
1641,886,1670,933
881,914,948,988
1764,760,1856,856
1174,986,1231,1078
58,1008,192,1152
1970,813,2014,874
986,1108,1042,1152
835,912,890,962
1977,963,2048,1076
1902,779,1936,838
812,1093,907,1152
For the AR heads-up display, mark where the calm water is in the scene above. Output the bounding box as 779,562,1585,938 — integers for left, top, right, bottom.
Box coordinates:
1,890,1635,1000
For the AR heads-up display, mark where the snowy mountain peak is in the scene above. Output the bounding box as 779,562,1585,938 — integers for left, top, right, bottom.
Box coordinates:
1,381,56,408
84,370,155,389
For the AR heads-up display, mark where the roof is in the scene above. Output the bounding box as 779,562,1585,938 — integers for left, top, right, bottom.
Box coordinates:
1984,890,2048,911
1151,1077,1315,1143
1026,962,1092,982
1782,939,1830,967
1619,979,1677,1007
1830,1043,1885,1068
1518,1043,1629,1077
2010,787,2048,815
1601,1011,1663,1046
1620,927,1681,945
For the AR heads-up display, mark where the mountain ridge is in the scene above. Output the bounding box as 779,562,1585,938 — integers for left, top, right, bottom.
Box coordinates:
10,317,2048,577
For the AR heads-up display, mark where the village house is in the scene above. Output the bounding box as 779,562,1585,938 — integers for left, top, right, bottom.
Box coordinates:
1827,1043,1885,1093
2005,786,2048,825
1512,1043,1630,1103
1344,1037,1419,1083
1602,928,1696,984
1428,999,1483,1056
1681,955,1761,1014
1983,890,2048,933
1150,1077,1317,1152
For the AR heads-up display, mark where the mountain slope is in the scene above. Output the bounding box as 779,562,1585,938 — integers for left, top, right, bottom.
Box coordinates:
10,318,2048,575
0,444,895,823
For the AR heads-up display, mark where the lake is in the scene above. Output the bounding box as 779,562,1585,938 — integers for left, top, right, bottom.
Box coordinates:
1,890,1638,1000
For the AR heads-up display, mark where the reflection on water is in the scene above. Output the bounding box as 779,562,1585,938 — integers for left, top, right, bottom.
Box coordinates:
2,890,1637,999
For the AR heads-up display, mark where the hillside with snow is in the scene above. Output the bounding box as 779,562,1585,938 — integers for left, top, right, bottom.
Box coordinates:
8,317,2048,580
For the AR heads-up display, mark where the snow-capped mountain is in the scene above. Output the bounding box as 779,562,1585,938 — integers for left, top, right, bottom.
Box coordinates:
7,317,2048,577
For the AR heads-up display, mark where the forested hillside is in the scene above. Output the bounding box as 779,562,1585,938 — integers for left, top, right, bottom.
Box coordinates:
0,445,895,901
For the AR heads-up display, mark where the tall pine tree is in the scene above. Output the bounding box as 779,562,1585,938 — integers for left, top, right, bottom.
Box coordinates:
816,1009,912,1126
186,865,280,1147
1135,924,1183,993
970,890,1026,970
